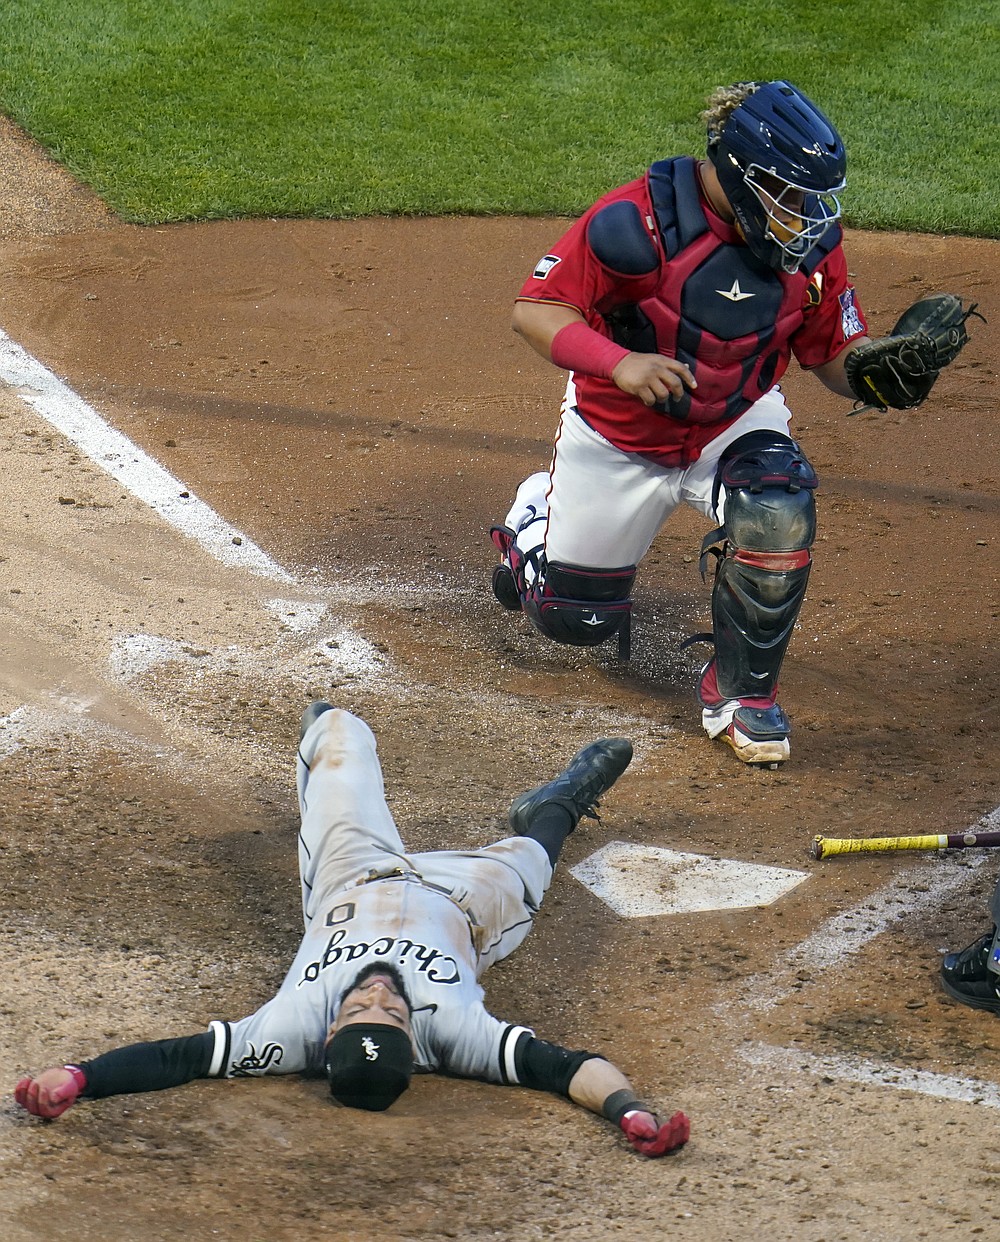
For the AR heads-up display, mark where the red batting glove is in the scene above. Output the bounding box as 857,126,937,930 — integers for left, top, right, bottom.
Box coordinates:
14,1067,85,1119
621,1109,690,1157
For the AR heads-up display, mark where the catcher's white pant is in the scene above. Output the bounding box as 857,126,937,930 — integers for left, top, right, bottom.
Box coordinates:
296,708,552,973
506,384,794,577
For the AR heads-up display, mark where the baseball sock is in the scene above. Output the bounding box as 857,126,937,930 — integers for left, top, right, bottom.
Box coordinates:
516,804,576,867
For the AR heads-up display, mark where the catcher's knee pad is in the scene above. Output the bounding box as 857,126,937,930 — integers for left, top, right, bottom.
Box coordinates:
715,431,818,551
706,433,818,698
523,561,636,648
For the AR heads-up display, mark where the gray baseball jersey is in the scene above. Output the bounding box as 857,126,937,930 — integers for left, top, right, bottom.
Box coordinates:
206,707,552,1085
209,873,529,1081
70,708,570,1103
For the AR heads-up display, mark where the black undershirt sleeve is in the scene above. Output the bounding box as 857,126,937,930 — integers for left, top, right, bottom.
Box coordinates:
78,1032,216,1099
512,1032,602,1097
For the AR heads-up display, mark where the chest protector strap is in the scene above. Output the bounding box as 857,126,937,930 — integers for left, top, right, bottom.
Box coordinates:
647,157,711,260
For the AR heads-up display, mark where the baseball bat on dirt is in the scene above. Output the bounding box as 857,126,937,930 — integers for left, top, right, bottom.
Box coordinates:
811,830,1000,860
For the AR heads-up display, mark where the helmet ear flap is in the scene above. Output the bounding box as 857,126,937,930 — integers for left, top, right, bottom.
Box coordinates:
710,144,774,268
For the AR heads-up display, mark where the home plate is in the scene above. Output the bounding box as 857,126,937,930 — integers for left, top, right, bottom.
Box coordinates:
570,841,809,918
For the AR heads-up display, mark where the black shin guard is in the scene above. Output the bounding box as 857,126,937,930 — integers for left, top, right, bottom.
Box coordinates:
708,431,818,700
712,554,811,699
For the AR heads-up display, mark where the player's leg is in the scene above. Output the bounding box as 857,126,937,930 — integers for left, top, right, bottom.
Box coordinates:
940,877,1000,1012
680,390,816,766
296,704,409,926
491,396,681,647
415,736,633,973
490,470,550,609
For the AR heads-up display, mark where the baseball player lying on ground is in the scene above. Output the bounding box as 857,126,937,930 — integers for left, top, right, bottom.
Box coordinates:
15,703,689,1158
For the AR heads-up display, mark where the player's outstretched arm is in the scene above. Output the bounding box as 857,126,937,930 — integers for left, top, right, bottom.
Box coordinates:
567,1055,690,1158
15,1032,215,1119
811,338,870,400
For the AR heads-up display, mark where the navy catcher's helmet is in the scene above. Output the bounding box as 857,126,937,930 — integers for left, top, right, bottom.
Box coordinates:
707,81,846,273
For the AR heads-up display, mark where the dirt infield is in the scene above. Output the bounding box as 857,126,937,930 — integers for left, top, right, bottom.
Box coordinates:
1,117,999,1240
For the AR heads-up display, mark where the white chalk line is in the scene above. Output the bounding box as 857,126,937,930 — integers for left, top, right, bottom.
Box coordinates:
740,820,999,1015
742,1042,1000,1110
0,329,293,582
0,328,672,745
729,804,1000,1108
0,327,668,610
0,702,98,761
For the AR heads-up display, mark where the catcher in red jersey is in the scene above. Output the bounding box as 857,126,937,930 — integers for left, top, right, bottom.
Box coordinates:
14,704,689,1159
490,79,977,767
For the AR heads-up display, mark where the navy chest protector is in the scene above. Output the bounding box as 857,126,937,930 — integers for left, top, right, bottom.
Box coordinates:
590,156,841,424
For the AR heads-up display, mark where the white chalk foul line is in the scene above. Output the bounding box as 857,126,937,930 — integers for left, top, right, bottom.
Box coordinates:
742,1042,1000,1110
743,861,992,1014
725,806,1000,1110
0,329,293,583
737,805,1000,1015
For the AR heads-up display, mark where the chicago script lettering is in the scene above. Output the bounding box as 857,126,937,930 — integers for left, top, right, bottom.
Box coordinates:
296,929,460,987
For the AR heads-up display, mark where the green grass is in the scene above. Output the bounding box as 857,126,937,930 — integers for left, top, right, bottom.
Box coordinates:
0,0,997,233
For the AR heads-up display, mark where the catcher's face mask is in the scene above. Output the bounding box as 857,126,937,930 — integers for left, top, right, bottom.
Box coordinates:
744,166,843,270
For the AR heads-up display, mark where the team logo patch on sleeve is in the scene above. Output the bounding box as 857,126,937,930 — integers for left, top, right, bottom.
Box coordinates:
230,1042,284,1075
839,287,864,338
805,272,824,307
532,254,561,280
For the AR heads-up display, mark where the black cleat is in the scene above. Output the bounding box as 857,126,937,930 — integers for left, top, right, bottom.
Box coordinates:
491,563,522,611
509,738,633,834
490,524,523,611
941,929,1000,1013
300,700,335,741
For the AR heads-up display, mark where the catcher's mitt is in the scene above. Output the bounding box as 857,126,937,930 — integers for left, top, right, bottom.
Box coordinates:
844,293,984,412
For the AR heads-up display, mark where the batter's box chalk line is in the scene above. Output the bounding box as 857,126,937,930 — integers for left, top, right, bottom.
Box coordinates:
741,1041,1000,1110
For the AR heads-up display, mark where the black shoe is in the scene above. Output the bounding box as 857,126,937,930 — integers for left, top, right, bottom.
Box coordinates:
490,524,523,611
492,563,522,611
509,738,633,834
941,929,1000,1013
300,701,335,741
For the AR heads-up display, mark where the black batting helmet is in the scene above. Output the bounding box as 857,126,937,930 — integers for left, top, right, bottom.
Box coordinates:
324,1022,413,1111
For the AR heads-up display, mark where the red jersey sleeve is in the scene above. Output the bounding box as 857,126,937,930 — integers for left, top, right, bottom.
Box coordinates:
793,242,868,369
516,179,659,323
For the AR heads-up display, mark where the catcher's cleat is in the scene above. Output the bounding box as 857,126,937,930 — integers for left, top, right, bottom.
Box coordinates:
492,564,521,611
941,930,1000,1013
490,524,523,611
698,660,790,768
300,700,335,741
509,738,633,835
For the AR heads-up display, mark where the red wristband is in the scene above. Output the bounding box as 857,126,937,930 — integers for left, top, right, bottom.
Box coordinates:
63,1065,88,1094
550,321,630,379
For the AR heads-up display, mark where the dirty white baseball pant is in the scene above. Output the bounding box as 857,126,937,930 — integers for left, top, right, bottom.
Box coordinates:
295,708,553,972
506,385,794,574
